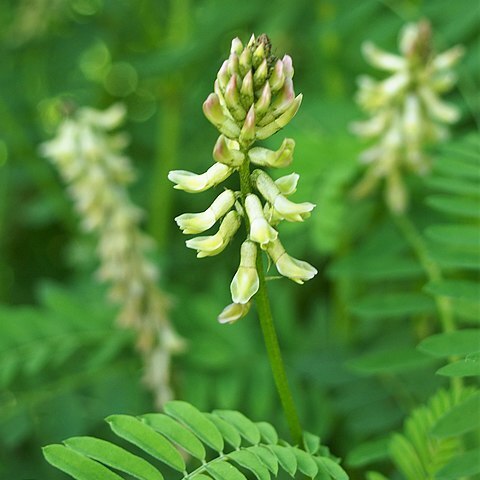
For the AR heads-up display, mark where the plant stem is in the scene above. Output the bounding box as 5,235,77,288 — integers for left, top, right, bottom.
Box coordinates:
394,213,463,394
239,160,303,445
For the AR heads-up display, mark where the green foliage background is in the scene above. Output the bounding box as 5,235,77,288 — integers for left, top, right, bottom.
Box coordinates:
0,0,478,478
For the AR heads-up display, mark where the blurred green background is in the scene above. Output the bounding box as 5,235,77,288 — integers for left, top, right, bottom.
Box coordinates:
0,0,478,478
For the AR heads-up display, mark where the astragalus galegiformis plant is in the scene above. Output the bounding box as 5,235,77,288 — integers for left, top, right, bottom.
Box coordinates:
41,104,185,407
351,20,464,213
169,34,317,323
169,33,316,444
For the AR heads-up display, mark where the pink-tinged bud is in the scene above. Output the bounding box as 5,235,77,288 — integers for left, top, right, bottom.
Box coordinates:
227,53,239,76
282,54,294,78
231,37,243,55
217,60,229,90
255,82,271,117
270,78,295,117
203,93,225,124
269,59,285,93
239,48,252,77
213,135,245,167
224,75,246,121
253,59,268,88
203,93,241,138
239,106,256,147
240,70,254,108
256,94,302,140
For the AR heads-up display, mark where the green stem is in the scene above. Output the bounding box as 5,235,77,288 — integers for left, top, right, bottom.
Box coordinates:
239,160,303,445
394,213,463,393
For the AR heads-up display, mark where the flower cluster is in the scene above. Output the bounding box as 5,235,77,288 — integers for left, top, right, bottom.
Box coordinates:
351,20,464,213
169,34,317,324
41,104,185,407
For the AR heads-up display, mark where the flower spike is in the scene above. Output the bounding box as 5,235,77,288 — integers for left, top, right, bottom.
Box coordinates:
169,33,317,321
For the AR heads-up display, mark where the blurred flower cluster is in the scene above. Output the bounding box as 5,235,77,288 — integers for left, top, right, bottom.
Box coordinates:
41,104,184,407
169,34,317,324
352,20,464,213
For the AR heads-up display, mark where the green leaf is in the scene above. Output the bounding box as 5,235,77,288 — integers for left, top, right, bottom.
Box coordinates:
268,445,297,477
435,449,480,480
164,401,224,452
347,437,390,467
106,415,185,471
191,475,212,480
432,390,480,437
349,347,433,374
425,224,480,247
425,176,480,196
256,422,278,445
302,432,320,455
425,280,480,302
432,156,480,180
293,448,319,477
43,445,124,480
437,353,480,377
316,457,349,480
426,195,480,219
205,413,242,449
64,437,164,480
141,413,206,460
228,449,270,480
207,460,248,480
418,330,480,357
350,292,435,319
213,410,261,445
249,446,279,475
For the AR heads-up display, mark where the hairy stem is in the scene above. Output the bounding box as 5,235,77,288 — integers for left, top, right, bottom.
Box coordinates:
394,213,463,393
239,160,303,445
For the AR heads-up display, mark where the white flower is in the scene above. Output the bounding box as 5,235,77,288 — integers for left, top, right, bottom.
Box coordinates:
186,211,240,258
230,240,259,304
248,138,295,168
245,194,278,248
168,162,233,193
218,301,251,324
275,173,299,196
175,189,236,234
266,239,317,284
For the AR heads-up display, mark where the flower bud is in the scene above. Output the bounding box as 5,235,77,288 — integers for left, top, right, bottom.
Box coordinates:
432,45,464,71
282,55,294,79
225,75,246,121
253,59,268,88
256,94,303,140
175,189,236,234
239,48,253,77
239,106,256,146
217,60,229,91
245,194,278,248
168,162,233,193
218,301,251,324
252,43,266,68
240,70,254,108
269,59,285,93
385,168,407,214
231,37,243,56
202,93,240,138
212,135,245,167
255,82,271,118
227,52,239,76
230,240,259,303
186,211,241,258
248,138,295,168
266,239,317,284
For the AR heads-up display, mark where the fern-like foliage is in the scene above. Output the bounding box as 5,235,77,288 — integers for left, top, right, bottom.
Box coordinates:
43,401,348,480
389,387,477,480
